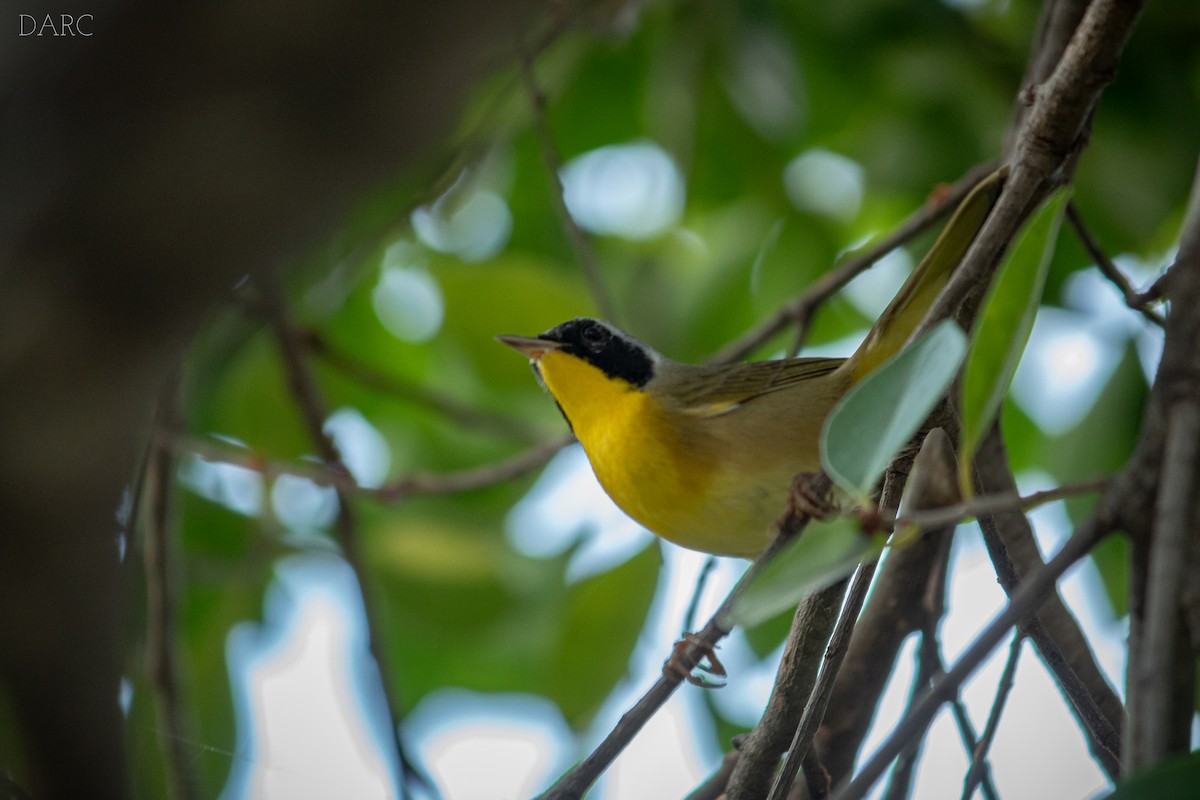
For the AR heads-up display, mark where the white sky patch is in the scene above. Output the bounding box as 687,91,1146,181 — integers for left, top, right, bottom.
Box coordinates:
1064,260,1168,381
324,407,391,489
783,149,865,222
222,557,399,800
1011,308,1121,435
561,141,686,240
843,247,915,319
271,472,339,532
372,259,444,344
407,691,571,800
179,438,264,517
506,445,652,582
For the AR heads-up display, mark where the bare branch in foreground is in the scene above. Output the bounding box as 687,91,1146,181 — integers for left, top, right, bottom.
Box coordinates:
766,562,877,800
815,433,962,789
975,428,1124,779
961,632,1024,800
725,579,848,799
832,509,1116,800
1125,398,1200,769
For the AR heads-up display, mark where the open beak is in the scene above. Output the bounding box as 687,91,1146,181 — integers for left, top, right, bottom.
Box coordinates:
495,334,565,360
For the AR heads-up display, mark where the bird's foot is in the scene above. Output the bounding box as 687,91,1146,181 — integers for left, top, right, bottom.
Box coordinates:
663,633,727,689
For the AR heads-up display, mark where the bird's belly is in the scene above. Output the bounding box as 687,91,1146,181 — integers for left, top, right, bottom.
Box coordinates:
578,396,814,557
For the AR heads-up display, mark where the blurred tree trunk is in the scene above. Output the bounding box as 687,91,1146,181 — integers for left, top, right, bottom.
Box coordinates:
0,1,530,796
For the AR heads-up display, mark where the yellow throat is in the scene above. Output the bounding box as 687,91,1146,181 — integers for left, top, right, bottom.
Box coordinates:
534,348,719,546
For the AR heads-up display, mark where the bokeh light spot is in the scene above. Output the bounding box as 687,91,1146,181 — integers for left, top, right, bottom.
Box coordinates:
561,141,685,240
324,408,391,489
411,189,513,262
271,473,338,532
371,253,444,343
783,149,864,222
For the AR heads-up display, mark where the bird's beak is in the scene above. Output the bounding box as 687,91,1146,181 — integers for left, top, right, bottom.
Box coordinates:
495,334,565,360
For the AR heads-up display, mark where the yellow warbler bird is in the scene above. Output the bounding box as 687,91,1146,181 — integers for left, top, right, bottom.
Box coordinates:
499,170,1004,557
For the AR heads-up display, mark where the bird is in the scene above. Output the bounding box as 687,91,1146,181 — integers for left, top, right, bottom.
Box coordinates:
498,169,1004,557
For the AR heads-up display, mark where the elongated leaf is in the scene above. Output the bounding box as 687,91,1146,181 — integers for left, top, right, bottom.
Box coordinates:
723,518,880,629
960,188,1070,487
821,320,967,499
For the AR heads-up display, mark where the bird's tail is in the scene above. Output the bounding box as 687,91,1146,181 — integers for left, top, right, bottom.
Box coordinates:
845,166,1007,382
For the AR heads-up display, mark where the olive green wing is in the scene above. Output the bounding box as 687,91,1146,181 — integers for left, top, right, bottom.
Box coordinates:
674,357,846,417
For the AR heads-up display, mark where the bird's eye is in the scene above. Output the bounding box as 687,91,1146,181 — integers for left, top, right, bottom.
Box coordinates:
580,323,609,351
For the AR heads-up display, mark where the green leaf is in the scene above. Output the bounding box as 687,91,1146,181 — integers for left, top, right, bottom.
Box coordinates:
1101,751,1200,800
723,517,880,629
960,188,1070,486
546,543,662,726
820,320,967,499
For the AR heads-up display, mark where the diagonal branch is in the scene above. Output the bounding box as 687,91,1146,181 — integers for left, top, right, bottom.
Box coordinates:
536,473,834,800
832,507,1117,800
1065,203,1166,326
961,632,1024,800
974,427,1124,779
713,163,997,364
923,0,1149,339
302,327,543,441
816,429,967,790
725,577,848,800
164,430,569,503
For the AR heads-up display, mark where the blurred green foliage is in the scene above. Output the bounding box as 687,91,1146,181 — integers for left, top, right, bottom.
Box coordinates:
128,0,1200,796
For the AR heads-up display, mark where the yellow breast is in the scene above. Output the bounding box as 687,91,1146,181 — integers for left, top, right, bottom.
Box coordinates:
536,350,792,557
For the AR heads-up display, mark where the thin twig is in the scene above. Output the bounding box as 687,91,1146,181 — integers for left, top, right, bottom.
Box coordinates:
918,631,1000,800
520,54,619,324
259,269,430,797
303,328,543,442
377,436,571,500
815,430,964,789
961,632,1024,800
890,477,1109,532
831,510,1114,800
882,630,938,800
726,580,848,800
711,163,997,364
974,428,1124,778
1065,203,1166,326
144,367,200,800
682,556,718,636
767,458,917,800
163,430,570,503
